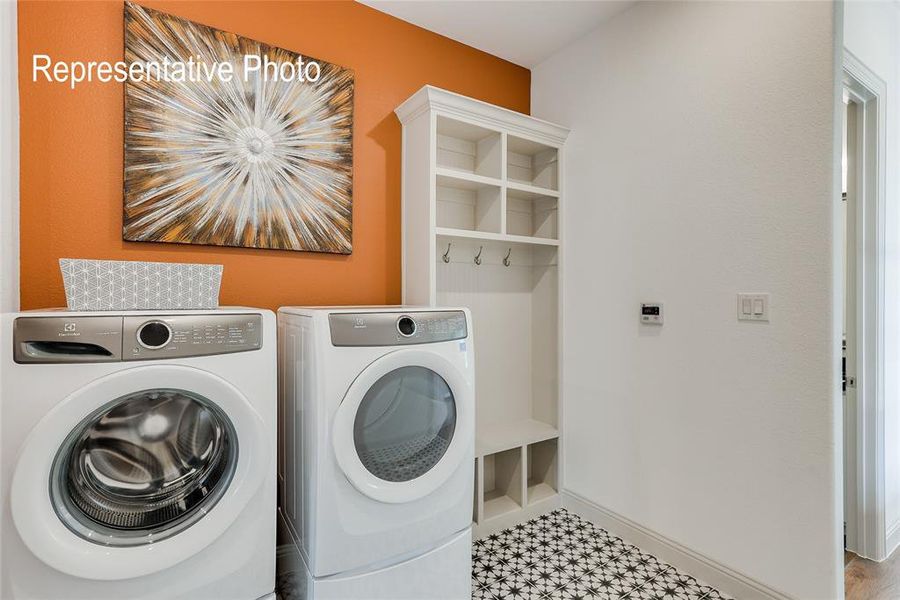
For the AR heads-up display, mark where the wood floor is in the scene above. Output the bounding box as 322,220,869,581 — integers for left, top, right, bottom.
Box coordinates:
846,550,900,600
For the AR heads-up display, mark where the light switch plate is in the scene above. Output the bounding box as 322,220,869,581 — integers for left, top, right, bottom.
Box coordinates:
737,293,769,322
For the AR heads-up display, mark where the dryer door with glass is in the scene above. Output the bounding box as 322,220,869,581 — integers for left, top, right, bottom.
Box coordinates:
10,365,269,581
332,347,474,504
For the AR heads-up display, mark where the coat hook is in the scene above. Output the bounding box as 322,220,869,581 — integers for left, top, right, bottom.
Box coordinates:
474,246,483,266
442,243,452,263
503,248,512,267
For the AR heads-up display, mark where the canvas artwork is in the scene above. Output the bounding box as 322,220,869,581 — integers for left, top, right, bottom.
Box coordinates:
123,2,354,254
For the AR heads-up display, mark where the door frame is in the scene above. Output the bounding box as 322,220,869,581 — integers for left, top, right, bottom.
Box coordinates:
842,49,887,562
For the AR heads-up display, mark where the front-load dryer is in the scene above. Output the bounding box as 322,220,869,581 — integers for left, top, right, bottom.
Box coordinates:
277,307,474,600
0,309,276,600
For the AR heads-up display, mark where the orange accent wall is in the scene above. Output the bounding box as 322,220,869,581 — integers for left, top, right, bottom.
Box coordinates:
17,1,530,311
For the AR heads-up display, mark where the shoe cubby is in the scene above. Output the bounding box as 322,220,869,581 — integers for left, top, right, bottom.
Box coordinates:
507,135,558,192
506,188,558,240
436,116,502,179
526,438,558,505
436,174,502,233
481,447,523,521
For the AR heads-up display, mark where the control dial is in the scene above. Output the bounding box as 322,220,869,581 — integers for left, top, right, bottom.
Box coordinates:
397,316,417,337
137,321,172,349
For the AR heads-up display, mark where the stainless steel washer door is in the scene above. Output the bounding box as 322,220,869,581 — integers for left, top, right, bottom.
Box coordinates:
49,388,238,547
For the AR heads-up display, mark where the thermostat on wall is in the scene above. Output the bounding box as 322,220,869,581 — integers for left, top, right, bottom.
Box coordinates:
640,303,663,325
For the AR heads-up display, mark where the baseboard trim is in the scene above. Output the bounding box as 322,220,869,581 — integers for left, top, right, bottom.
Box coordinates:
886,519,900,560
561,490,791,600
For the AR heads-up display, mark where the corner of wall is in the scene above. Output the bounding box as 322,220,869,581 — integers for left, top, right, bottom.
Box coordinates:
1,0,19,313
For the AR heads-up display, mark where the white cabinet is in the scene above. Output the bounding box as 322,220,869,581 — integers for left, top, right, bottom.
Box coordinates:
396,86,568,538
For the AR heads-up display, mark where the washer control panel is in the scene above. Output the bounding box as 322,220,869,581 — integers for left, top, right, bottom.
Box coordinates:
329,311,467,347
13,314,263,364
124,314,262,360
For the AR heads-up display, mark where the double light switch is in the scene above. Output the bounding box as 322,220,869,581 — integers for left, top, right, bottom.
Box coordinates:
737,293,769,322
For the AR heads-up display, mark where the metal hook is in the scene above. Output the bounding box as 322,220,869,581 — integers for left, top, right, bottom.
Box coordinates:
503,248,512,267
474,246,483,266
442,243,451,263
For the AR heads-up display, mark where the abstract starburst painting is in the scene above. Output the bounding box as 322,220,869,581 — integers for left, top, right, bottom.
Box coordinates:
123,2,354,253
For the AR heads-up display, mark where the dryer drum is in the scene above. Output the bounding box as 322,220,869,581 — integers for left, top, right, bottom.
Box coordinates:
49,388,239,546
353,366,457,483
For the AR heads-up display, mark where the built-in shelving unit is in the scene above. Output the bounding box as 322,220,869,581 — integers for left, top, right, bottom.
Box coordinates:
396,86,569,538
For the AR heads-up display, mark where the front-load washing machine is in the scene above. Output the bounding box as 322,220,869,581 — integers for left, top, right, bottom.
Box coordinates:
277,307,474,600
0,309,276,600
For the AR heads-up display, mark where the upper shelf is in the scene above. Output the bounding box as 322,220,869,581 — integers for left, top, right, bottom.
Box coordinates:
435,169,557,199
436,227,560,248
432,114,560,198
435,168,502,190
506,180,560,199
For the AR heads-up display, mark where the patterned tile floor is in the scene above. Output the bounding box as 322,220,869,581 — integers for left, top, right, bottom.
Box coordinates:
473,509,734,600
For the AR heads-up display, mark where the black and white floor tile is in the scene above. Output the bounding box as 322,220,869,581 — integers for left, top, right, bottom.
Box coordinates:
473,509,734,600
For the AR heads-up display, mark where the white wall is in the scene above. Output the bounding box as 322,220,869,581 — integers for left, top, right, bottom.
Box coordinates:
1,0,18,313
844,0,900,557
532,2,839,598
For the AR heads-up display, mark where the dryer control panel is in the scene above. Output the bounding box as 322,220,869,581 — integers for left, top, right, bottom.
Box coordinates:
329,311,467,347
13,314,262,364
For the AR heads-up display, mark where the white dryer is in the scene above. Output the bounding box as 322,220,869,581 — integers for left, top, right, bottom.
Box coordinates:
0,309,276,600
277,307,474,600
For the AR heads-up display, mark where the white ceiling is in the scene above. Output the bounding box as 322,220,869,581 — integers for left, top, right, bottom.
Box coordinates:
358,1,635,68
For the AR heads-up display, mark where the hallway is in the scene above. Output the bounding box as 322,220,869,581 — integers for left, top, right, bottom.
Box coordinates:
846,551,900,600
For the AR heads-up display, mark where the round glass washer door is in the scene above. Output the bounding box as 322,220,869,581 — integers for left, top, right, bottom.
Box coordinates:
10,365,269,581
50,388,238,547
333,349,474,504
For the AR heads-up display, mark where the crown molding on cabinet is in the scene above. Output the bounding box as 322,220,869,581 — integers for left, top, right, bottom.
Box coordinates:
395,85,569,147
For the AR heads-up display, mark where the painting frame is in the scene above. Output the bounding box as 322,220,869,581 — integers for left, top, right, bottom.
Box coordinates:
122,2,355,255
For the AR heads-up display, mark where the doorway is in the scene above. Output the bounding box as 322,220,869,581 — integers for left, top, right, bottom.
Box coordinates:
841,49,887,593
842,89,860,560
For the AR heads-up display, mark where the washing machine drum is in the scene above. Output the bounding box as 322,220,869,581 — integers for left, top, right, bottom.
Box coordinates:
49,388,238,547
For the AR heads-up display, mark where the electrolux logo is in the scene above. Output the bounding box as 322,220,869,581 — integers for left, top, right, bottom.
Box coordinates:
59,322,80,338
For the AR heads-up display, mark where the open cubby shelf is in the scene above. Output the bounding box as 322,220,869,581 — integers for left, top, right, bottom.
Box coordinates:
436,116,502,179
527,438,559,506
435,175,502,234
397,87,568,540
480,447,523,521
506,190,558,240
507,134,559,192
474,438,559,525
